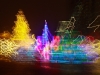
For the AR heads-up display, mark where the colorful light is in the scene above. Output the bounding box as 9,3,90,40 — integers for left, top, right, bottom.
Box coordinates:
0,10,99,63
42,42,50,60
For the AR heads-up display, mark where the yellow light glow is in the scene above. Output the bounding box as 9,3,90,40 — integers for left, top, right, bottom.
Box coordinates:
11,10,35,48
0,38,18,57
0,31,11,39
92,39,100,54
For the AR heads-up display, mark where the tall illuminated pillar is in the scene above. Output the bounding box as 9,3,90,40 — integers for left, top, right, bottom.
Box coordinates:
42,20,49,46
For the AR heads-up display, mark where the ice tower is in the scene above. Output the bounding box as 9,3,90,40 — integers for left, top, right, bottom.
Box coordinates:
50,17,90,64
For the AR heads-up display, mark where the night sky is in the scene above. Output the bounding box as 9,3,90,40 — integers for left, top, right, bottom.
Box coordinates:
0,0,79,36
